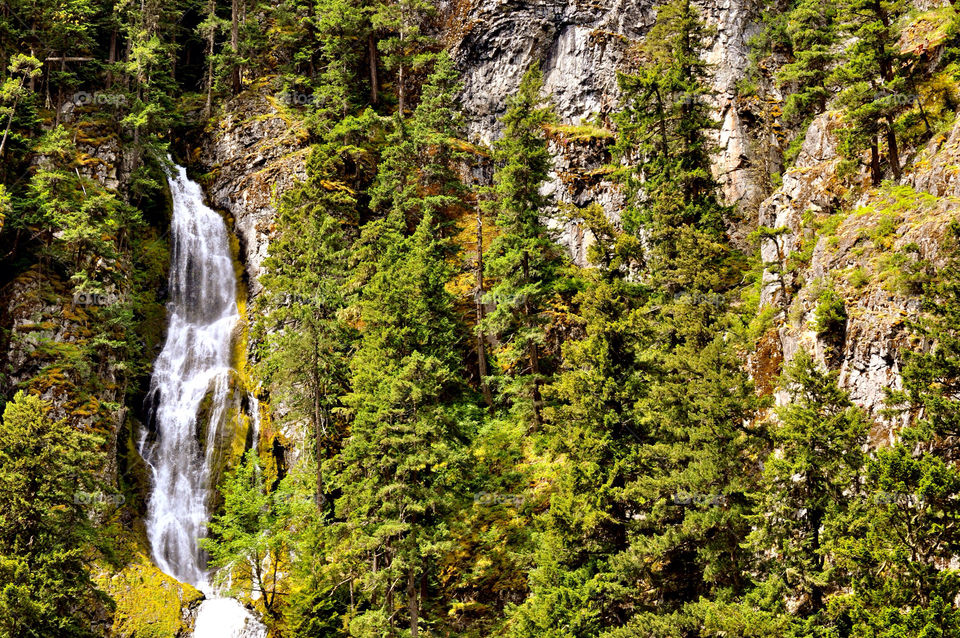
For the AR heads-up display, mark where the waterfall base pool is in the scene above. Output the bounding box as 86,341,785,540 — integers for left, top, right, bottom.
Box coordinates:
194,598,267,638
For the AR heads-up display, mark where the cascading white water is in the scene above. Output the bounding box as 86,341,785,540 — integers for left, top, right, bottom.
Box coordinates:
140,163,266,638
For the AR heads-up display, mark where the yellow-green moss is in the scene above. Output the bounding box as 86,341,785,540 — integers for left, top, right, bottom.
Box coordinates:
97,552,204,638
544,122,615,144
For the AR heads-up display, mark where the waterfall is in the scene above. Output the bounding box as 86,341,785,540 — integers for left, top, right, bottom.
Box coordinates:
140,163,266,638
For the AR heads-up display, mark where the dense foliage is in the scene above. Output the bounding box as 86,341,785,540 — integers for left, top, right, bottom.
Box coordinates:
5,0,960,636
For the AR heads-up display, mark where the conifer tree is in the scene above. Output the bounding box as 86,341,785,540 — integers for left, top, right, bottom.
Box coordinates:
837,222,960,634
331,212,468,637
833,445,960,636
482,65,569,427
776,0,838,127
0,392,100,637
369,52,468,229
748,350,867,623
832,0,911,183
508,208,647,635
613,0,736,326
371,0,437,113
256,153,356,509
577,0,762,628
201,449,290,618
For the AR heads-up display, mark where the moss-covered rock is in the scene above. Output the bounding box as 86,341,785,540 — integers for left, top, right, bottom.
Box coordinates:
96,551,204,638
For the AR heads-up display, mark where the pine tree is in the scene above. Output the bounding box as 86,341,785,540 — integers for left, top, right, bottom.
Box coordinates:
833,222,960,634
370,0,437,113
776,0,838,127
747,350,868,624
202,450,290,618
0,392,100,638
832,445,960,636
369,52,468,230
612,0,736,323
256,164,355,509
482,64,569,427
831,0,911,184
331,212,468,637
887,222,960,448
570,0,762,629
508,210,647,635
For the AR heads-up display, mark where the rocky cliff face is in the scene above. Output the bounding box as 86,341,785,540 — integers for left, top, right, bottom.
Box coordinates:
447,0,774,257
191,0,958,437
194,92,310,298
754,109,960,434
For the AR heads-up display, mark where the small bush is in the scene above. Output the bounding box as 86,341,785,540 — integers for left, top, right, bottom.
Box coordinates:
813,287,847,335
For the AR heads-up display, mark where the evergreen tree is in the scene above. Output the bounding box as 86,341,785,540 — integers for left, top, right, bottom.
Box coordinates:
257,144,358,510
831,0,911,184
369,52,468,229
331,212,468,637
833,445,960,636
747,350,868,626
887,222,960,449
370,0,437,113
775,0,838,127
508,209,647,635
482,64,569,427
0,392,100,638
202,450,291,618
836,222,960,634
612,0,736,322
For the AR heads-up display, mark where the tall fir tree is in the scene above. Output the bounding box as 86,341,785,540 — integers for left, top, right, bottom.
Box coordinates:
831,0,911,184
482,64,570,427
331,212,468,637
0,392,100,638
746,350,868,629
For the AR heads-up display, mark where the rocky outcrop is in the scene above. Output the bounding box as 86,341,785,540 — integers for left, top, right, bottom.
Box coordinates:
195,91,310,297
448,0,775,260
755,109,960,432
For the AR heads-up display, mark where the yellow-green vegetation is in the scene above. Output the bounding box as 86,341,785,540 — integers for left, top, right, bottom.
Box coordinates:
543,122,614,144
97,551,204,638
900,6,956,56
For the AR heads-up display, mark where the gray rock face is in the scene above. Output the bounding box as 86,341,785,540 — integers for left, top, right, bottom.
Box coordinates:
756,111,960,431
449,0,772,261
197,93,309,296
758,112,846,307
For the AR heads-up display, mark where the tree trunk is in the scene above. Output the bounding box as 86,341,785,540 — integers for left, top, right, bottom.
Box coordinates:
368,34,379,104
407,569,419,637
475,210,494,411
106,29,117,89
521,250,543,427
398,63,405,114
0,92,21,157
204,0,216,118
231,0,240,93
870,138,882,185
885,117,900,179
